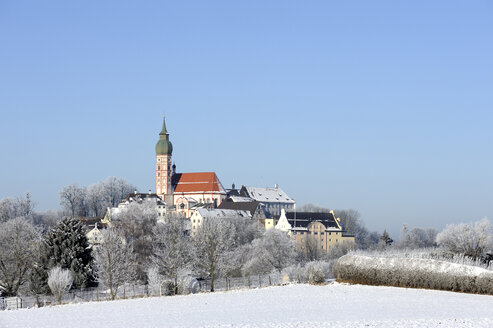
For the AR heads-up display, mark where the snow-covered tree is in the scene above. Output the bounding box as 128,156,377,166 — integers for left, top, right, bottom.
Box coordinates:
436,218,493,259
193,217,235,292
112,200,158,283
152,215,191,295
47,267,73,304
0,193,36,223
85,183,110,218
0,198,15,222
327,240,353,259
59,184,86,217
94,229,135,300
102,176,136,207
0,218,40,296
244,229,297,274
379,230,393,247
33,217,96,292
398,225,438,249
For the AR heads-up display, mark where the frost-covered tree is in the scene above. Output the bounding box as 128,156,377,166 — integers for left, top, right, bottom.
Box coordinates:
152,215,191,295
85,183,110,218
436,218,493,259
0,198,15,222
48,267,73,304
379,230,393,247
193,217,235,292
327,240,353,259
0,218,40,296
0,193,36,223
103,177,136,207
59,184,86,217
33,217,96,293
244,229,297,274
398,225,438,249
112,200,158,283
94,229,135,300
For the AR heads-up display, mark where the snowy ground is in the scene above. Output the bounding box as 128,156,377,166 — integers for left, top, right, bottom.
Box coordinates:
2,282,493,328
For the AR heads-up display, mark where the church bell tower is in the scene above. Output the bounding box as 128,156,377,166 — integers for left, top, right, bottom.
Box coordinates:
155,115,173,204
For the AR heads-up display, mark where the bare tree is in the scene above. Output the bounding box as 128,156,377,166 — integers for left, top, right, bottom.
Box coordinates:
0,218,40,296
298,203,330,213
86,183,110,217
103,177,136,207
436,218,493,259
335,209,380,249
303,235,325,262
244,229,297,274
94,229,135,300
59,184,86,217
193,217,235,292
152,215,191,295
48,266,73,304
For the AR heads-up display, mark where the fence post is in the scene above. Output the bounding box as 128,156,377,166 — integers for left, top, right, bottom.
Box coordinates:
259,275,261,288
269,275,272,286
248,276,251,289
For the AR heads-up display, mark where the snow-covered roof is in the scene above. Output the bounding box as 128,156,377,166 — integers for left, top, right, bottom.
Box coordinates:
243,186,295,204
194,208,252,220
229,196,254,202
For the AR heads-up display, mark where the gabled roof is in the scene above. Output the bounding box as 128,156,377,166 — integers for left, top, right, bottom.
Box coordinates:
194,208,251,220
121,192,165,206
217,200,262,216
285,212,339,229
241,186,295,204
172,172,226,193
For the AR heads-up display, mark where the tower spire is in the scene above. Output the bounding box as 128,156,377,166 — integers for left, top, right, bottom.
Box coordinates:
160,115,169,136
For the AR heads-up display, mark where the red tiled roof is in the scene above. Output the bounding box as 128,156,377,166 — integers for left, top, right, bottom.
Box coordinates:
173,172,224,193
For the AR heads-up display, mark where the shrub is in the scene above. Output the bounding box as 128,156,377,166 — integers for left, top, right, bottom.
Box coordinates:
48,267,73,304
333,254,493,295
304,261,328,285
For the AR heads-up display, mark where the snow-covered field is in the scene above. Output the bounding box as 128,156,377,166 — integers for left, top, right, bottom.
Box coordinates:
2,282,493,328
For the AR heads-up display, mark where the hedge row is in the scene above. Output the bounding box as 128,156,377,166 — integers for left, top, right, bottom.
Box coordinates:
333,254,493,295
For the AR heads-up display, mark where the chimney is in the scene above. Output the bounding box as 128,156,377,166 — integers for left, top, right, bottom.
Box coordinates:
274,184,279,189
148,189,152,195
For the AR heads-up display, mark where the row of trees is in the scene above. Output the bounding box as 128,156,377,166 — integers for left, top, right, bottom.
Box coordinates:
59,177,136,217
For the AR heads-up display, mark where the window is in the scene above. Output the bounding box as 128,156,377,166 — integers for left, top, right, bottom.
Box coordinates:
321,232,324,235
158,165,160,170
300,231,304,235
329,232,332,235
314,232,318,235
336,239,338,243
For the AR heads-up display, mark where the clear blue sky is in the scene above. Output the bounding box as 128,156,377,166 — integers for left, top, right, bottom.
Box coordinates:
1,1,492,237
